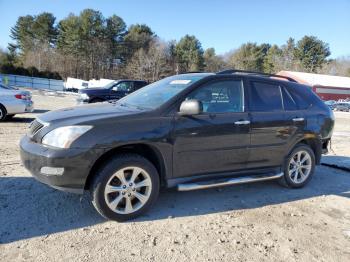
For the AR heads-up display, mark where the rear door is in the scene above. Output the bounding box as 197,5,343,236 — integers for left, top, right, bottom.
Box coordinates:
281,85,306,148
172,77,250,177
247,80,290,168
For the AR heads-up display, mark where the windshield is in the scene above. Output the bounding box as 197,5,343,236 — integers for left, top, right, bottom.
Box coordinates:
104,81,118,89
117,74,211,109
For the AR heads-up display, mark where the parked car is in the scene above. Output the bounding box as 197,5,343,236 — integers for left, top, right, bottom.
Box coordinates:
324,100,336,110
334,102,350,112
0,84,34,121
20,70,334,221
76,80,148,104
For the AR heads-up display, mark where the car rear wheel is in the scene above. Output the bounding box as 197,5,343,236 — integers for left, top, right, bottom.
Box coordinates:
0,105,7,121
91,154,160,221
279,144,315,188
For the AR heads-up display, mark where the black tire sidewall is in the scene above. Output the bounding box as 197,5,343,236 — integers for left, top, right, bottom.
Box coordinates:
0,105,7,121
91,154,160,221
283,144,315,188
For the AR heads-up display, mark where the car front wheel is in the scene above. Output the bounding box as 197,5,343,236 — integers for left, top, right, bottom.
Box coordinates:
91,154,160,221
279,144,315,188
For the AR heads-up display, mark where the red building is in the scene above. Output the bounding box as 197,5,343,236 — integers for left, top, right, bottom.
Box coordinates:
278,71,350,101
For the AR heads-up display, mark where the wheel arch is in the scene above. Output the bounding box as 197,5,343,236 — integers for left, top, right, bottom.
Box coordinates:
0,103,8,119
84,143,167,190
0,103,7,111
290,136,322,165
91,97,105,103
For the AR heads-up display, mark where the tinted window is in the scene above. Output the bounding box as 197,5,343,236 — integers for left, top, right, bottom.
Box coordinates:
286,86,310,109
249,82,282,111
134,81,147,90
282,87,298,111
187,80,244,113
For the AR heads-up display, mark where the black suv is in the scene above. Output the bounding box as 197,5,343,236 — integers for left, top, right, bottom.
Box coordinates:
77,80,147,104
20,70,334,221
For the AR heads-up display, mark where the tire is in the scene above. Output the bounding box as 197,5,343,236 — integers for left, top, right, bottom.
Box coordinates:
0,104,7,121
91,98,104,103
278,144,315,188
5,114,14,120
91,154,160,221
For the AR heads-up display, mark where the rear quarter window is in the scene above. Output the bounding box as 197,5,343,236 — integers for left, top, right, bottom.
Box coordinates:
249,81,283,111
285,85,312,109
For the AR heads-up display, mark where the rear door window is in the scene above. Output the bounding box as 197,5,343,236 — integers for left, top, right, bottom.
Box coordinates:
249,81,282,111
134,81,147,90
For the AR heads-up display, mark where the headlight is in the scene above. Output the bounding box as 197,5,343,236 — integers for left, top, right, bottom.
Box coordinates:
42,126,92,148
80,93,89,100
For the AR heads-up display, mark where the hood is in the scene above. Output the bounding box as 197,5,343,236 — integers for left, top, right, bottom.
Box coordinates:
38,102,143,124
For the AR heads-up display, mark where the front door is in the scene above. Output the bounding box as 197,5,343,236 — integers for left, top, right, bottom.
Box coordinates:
172,78,250,178
111,81,133,100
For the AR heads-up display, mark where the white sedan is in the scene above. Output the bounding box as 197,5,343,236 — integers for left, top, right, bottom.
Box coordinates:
0,84,34,121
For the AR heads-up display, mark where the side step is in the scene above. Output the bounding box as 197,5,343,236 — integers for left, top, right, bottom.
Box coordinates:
177,173,283,191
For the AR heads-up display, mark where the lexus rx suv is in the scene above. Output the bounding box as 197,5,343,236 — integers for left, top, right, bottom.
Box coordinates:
20,70,334,221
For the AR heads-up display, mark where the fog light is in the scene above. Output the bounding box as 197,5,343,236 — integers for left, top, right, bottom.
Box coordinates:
40,167,64,176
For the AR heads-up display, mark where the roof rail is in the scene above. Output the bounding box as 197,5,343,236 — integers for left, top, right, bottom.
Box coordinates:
216,69,297,83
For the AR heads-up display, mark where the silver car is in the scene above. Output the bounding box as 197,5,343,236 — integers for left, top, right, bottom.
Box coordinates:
0,84,34,121
334,102,350,112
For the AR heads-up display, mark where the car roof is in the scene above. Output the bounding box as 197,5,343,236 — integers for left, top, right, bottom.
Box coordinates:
178,71,299,85
183,72,299,87
118,79,147,82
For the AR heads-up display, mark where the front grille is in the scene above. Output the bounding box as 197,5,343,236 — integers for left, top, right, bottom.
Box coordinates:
28,120,44,137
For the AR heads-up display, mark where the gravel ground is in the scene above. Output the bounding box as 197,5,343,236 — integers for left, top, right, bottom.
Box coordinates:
1,93,350,261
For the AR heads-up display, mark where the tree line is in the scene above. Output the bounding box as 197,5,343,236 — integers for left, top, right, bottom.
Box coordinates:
1,9,349,82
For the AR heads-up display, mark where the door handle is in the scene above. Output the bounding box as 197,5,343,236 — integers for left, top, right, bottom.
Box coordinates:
292,117,304,122
234,120,250,125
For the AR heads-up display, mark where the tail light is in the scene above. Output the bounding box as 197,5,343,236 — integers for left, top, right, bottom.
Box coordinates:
15,94,30,100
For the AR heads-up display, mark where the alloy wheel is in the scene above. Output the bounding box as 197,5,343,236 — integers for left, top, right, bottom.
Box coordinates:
288,150,312,184
104,166,152,214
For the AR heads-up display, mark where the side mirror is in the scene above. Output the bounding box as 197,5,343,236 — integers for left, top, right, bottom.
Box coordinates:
179,99,203,116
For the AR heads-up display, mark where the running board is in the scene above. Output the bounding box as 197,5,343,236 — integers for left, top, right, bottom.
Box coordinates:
177,173,283,191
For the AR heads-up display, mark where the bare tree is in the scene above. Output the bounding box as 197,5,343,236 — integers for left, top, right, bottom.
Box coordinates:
125,39,173,82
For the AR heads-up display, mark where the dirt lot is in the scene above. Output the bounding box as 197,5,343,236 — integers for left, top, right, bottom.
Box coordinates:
1,92,350,262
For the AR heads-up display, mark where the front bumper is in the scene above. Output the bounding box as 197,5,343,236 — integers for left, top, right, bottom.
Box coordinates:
20,135,101,194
